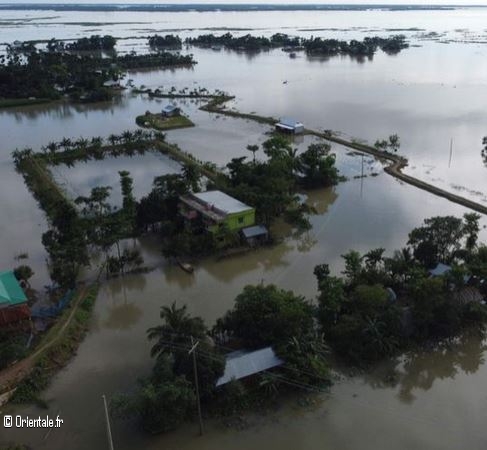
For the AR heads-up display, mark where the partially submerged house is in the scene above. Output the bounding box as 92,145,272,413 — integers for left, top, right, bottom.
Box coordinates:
161,104,181,117
216,347,284,387
275,117,304,134
179,190,255,233
0,271,30,327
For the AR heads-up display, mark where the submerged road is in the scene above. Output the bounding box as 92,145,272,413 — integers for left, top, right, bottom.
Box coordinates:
195,94,487,216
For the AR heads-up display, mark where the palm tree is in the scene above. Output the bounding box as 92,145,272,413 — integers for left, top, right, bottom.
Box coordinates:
147,302,206,359
246,144,259,164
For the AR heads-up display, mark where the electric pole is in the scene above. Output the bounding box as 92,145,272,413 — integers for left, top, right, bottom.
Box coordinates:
188,336,204,436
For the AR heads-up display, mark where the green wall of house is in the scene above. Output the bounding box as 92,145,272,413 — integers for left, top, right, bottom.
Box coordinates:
208,209,255,233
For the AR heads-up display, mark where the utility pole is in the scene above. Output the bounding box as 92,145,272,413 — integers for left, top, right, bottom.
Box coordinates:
188,336,204,436
448,138,453,168
102,394,115,450
360,154,364,198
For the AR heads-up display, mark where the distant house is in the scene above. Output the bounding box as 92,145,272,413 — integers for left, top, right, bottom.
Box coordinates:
103,79,122,89
179,190,255,233
216,347,284,387
275,117,304,134
161,104,181,117
0,271,30,327
429,263,471,284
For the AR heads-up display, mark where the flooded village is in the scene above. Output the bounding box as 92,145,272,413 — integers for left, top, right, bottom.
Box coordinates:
1,3,487,450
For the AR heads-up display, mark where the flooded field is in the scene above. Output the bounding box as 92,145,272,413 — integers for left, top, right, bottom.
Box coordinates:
1,6,487,450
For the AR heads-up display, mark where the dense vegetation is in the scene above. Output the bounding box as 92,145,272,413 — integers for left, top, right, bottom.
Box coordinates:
0,37,194,104
112,285,329,433
186,32,408,56
315,214,487,364
148,34,183,49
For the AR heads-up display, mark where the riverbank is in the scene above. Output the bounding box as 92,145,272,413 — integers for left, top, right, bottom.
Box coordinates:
0,284,98,406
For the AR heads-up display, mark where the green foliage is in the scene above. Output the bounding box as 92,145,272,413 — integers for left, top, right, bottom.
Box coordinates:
111,378,195,434
299,143,339,188
13,265,34,282
216,284,314,348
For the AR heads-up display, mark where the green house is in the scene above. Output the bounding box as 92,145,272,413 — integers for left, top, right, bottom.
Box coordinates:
179,190,255,233
0,270,27,308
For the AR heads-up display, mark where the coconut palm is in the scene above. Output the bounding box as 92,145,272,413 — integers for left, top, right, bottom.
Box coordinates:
147,302,206,359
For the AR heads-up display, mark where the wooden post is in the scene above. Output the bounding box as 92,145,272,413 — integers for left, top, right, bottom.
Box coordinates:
189,336,203,436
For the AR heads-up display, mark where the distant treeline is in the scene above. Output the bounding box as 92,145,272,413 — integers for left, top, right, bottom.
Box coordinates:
0,4,458,12
0,37,195,104
185,32,409,55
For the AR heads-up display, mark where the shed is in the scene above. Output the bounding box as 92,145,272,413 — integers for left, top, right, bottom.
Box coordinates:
276,117,304,134
241,225,269,246
216,347,284,387
161,104,181,117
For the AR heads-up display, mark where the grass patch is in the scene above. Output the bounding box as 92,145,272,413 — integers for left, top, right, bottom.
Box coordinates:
136,113,194,131
10,285,99,405
0,98,53,108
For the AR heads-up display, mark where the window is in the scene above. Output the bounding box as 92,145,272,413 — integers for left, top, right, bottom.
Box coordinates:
238,217,244,224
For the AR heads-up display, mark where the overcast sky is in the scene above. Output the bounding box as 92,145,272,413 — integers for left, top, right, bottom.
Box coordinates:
3,1,486,6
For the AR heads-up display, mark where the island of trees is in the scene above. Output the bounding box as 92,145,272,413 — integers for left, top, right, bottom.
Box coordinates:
185,32,408,55
0,35,195,107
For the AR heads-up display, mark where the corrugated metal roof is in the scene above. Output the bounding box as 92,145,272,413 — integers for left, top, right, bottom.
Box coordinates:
193,190,253,215
242,225,268,239
216,347,284,387
429,263,451,277
162,104,178,113
278,117,303,128
0,271,28,307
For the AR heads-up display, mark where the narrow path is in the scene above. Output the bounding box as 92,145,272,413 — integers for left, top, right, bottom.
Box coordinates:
0,285,89,395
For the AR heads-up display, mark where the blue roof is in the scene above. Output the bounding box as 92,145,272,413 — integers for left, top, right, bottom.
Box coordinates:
0,271,28,307
162,104,178,113
216,347,284,387
278,117,303,128
429,263,451,277
242,225,268,239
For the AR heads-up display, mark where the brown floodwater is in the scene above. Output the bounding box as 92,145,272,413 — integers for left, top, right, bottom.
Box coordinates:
1,7,487,450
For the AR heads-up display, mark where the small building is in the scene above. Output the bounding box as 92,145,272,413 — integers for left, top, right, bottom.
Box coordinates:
216,347,284,387
0,271,30,327
241,225,269,247
161,104,181,117
179,190,255,233
275,117,304,134
429,263,471,284
103,79,122,89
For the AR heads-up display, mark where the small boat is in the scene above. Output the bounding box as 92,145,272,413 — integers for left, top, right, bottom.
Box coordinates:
177,259,194,274
289,52,297,59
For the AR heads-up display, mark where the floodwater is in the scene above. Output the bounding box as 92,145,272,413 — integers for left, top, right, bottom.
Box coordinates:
1,7,487,450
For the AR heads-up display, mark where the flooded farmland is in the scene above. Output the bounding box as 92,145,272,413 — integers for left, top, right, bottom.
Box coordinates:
1,5,487,450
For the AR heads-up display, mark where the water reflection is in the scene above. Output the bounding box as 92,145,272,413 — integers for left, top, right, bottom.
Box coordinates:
362,331,487,404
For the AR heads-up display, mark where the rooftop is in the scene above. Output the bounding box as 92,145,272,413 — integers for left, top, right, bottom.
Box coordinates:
0,271,28,308
162,104,179,113
193,190,253,215
277,117,303,129
216,347,284,387
242,225,268,239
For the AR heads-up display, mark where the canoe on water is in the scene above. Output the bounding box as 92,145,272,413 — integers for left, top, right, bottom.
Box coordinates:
177,259,194,273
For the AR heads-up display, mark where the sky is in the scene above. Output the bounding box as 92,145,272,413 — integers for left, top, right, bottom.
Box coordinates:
2,1,486,5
